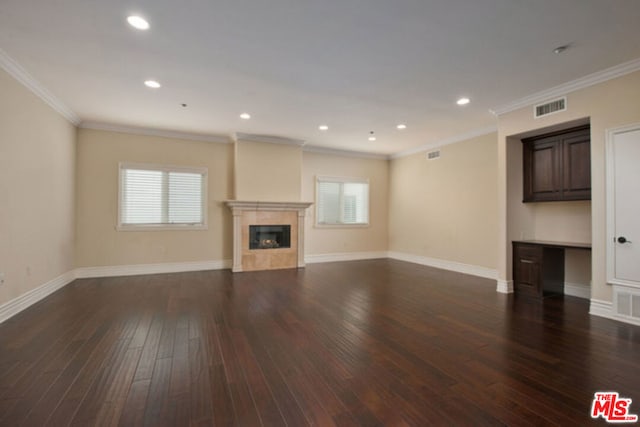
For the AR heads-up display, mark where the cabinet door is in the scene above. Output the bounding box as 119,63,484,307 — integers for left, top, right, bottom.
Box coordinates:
562,129,591,200
522,125,591,203
523,138,561,202
513,244,542,297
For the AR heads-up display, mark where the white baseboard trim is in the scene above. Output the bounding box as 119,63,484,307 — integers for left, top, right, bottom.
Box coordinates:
0,270,76,324
496,279,514,294
564,282,590,299
611,315,640,327
0,259,233,324
305,251,389,264
589,298,640,326
589,298,614,319
75,259,232,278
388,251,498,280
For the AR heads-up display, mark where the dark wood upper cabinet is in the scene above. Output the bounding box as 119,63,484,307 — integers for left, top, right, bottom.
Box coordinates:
522,125,591,202
562,130,591,200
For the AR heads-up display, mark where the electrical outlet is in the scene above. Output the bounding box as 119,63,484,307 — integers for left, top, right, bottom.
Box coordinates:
0,272,5,285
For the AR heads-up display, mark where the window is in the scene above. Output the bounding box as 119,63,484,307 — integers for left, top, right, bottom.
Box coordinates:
118,163,207,230
316,176,369,226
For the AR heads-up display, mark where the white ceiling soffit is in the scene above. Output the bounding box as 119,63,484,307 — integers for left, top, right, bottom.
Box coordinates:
1,0,640,155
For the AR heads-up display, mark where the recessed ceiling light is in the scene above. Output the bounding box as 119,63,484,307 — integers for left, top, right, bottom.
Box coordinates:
127,16,149,30
456,97,470,105
318,125,329,131
144,80,161,88
240,113,251,120
368,136,377,141
396,124,407,130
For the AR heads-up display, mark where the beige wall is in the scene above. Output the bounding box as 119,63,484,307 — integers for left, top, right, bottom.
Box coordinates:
302,152,389,255
389,132,498,270
498,70,640,301
0,68,76,306
75,129,233,267
6,55,636,314
505,131,592,286
234,139,302,201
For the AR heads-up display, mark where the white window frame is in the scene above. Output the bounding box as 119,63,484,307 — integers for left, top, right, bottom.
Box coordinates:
315,175,370,228
118,162,208,231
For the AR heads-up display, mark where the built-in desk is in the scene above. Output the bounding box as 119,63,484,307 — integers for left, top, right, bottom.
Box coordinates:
512,240,591,298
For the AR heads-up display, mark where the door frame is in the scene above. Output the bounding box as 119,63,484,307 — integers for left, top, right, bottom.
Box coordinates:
606,122,640,288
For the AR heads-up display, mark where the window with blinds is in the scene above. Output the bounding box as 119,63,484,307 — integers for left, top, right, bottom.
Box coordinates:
118,163,207,229
316,176,369,226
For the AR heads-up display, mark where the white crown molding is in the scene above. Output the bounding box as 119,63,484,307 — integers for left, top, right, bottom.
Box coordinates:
304,145,390,160
0,48,80,125
0,270,76,324
80,121,231,144
390,126,497,159
305,251,389,264
564,282,590,299
491,57,640,116
388,251,498,280
234,132,306,146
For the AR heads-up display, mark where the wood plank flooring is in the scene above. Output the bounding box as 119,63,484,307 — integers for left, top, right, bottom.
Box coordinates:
1,259,639,426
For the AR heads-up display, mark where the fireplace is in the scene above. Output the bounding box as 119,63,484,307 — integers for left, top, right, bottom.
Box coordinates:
250,225,291,249
225,201,312,272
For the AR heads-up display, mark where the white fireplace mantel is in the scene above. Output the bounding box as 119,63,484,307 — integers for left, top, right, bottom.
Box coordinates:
225,200,313,272
225,200,313,212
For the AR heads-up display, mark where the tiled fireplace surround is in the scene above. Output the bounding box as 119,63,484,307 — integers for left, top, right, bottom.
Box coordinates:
225,201,312,272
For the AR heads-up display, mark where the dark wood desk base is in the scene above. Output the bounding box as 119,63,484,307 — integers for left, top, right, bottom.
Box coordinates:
512,240,591,298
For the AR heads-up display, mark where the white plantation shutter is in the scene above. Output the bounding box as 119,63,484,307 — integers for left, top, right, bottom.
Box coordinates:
316,177,369,225
343,182,368,223
343,194,357,223
168,172,203,223
122,169,164,224
317,181,341,224
119,163,207,229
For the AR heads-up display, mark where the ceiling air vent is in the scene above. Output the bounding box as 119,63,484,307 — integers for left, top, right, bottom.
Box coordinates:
534,97,566,118
426,150,441,160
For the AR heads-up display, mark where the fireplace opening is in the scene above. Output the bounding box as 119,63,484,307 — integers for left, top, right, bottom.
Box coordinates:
249,225,291,250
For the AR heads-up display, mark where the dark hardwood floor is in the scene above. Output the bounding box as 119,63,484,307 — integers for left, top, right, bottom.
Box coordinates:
1,259,639,426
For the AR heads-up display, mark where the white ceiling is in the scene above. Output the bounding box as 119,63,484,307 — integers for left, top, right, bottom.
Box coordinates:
1,0,639,155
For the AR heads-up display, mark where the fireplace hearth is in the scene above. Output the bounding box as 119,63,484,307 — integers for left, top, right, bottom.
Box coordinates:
250,225,291,250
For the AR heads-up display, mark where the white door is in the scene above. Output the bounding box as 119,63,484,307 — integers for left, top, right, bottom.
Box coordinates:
607,125,640,286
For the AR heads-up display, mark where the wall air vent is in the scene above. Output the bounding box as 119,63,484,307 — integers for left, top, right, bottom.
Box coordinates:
614,286,640,326
426,150,441,160
534,97,566,118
